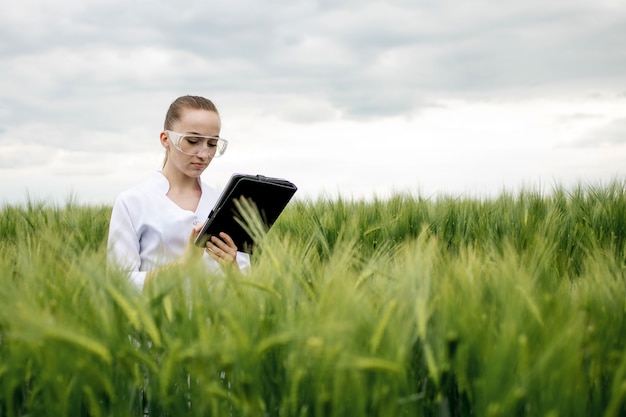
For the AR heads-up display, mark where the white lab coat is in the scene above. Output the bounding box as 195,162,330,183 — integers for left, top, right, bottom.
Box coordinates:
107,171,251,289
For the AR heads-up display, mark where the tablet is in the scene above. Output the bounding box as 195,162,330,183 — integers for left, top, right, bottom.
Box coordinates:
194,174,298,252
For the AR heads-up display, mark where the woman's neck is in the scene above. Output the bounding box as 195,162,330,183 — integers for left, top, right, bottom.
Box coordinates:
161,164,201,194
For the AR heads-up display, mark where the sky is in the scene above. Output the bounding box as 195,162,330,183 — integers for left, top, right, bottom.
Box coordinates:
1,0,626,206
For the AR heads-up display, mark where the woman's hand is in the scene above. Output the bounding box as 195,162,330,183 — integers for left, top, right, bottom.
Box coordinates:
205,232,241,272
180,224,206,264
144,226,205,288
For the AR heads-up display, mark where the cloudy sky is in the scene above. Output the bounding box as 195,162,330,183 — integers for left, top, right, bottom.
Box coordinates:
1,0,625,205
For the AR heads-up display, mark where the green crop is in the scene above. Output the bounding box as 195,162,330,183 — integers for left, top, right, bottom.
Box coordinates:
1,181,626,416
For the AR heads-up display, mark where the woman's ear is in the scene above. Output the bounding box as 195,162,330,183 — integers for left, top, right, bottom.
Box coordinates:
159,131,169,149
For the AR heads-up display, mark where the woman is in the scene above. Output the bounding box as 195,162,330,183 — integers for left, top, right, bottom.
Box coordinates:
107,95,251,290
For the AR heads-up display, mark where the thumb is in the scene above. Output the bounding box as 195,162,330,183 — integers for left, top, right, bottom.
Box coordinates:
189,224,203,245
182,227,204,263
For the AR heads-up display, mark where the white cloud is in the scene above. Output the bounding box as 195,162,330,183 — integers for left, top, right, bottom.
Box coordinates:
1,0,626,205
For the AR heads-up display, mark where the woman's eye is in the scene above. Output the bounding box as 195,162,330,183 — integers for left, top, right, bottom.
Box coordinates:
185,138,199,145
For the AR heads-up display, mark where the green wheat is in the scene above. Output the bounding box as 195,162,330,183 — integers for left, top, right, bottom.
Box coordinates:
1,181,626,416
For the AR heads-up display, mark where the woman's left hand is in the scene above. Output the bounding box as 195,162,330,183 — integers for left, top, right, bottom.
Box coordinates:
205,232,241,271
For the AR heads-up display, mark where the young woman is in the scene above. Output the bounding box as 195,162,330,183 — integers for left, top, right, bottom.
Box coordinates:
107,95,250,290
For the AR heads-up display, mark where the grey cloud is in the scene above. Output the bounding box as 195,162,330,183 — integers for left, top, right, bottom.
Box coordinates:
570,118,626,148
0,117,156,153
163,1,626,116
1,0,625,124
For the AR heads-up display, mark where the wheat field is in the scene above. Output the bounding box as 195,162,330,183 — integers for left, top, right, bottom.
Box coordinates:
1,182,626,416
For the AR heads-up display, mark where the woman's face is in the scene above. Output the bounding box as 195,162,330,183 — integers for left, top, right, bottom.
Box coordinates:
160,108,222,178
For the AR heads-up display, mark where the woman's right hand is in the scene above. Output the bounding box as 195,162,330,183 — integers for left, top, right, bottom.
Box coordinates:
180,224,206,264
144,226,205,289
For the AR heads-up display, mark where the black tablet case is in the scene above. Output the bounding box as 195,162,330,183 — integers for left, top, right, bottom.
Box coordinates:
194,174,297,252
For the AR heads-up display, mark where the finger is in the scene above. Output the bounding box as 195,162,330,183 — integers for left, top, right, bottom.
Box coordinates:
205,240,220,254
205,244,234,263
188,224,203,246
207,239,231,257
205,248,221,262
205,242,220,256
187,228,200,247
218,232,237,251
210,235,234,253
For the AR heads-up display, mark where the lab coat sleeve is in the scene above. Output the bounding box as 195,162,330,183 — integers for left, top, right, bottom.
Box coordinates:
236,251,251,274
107,197,147,290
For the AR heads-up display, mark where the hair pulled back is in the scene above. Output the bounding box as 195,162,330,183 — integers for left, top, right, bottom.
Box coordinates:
164,95,219,130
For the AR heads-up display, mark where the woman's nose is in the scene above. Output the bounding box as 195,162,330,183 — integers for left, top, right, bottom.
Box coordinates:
196,146,213,158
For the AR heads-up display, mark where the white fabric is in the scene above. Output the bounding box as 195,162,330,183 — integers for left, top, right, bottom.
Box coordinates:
107,171,251,290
